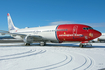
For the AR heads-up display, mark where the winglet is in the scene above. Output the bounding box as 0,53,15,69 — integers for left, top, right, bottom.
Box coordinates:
7,13,9,16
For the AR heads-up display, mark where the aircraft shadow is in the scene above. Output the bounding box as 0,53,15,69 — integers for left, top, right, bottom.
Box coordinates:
32,43,105,48
0,43,105,48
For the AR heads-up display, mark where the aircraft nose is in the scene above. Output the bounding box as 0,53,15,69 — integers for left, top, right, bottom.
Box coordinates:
93,30,101,38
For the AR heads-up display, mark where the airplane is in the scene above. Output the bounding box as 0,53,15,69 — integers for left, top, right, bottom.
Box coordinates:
0,13,101,47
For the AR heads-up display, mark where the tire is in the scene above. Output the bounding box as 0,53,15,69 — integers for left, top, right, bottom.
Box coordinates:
40,41,46,46
79,43,84,48
25,43,30,46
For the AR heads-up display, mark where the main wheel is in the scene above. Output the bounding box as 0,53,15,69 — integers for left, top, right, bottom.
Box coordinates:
40,41,46,46
25,43,30,46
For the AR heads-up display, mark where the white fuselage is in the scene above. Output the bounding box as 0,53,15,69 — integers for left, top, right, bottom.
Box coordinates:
10,25,58,42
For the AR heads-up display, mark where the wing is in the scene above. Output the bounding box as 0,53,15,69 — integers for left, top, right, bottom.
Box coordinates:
0,30,43,40
0,30,25,36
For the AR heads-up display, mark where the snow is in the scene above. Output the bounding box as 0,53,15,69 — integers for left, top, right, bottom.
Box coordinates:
0,43,105,70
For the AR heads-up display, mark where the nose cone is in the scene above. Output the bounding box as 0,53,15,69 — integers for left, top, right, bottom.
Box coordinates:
93,30,101,39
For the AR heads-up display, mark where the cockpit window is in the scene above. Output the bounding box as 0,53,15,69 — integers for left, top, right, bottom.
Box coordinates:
83,28,88,30
83,27,93,30
88,27,93,29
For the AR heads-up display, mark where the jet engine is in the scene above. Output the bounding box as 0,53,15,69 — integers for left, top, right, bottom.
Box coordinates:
23,35,33,44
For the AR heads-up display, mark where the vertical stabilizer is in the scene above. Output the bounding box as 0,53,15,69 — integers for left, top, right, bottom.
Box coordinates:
7,13,19,32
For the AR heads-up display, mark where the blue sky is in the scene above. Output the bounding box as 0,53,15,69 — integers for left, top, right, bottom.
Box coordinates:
0,0,105,33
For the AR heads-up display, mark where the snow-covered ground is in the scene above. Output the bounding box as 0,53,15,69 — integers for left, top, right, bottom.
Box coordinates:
0,43,105,70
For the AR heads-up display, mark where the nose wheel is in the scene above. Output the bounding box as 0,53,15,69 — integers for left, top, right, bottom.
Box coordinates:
79,43,84,48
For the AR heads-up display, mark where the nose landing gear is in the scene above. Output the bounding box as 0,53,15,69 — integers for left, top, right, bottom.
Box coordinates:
80,41,92,48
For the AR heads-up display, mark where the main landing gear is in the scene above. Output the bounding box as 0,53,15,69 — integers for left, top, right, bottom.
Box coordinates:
25,43,31,46
39,41,46,46
25,41,46,46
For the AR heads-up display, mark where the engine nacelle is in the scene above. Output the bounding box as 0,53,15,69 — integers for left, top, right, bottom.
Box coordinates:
24,35,33,43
